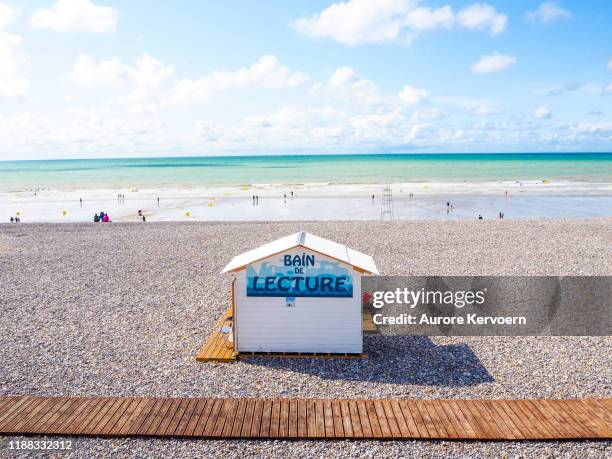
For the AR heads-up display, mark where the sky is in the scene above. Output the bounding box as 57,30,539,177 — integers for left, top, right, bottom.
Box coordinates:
0,0,611,160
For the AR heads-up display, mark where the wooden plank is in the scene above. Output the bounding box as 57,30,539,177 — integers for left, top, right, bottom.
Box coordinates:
0,397,36,431
134,398,165,436
289,399,299,438
364,401,383,438
503,400,544,439
339,400,354,438
97,398,135,436
202,399,223,437
414,401,440,438
240,399,255,437
453,400,487,439
65,398,108,435
380,400,400,438
373,400,392,438
249,399,265,437
279,399,290,438
191,399,214,437
323,400,334,438
221,399,239,438
143,398,174,436
482,400,524,440
4,397,54,433
564,400,603,436
348,400,363,438
306,399,317,439
356,401,373,437
269,399,281,438
113,397,150,436
230,399,248,438
0,396,609,440
163,398,191,436
529,400,576,439
89,397,130,436
35,398,73,434
173,398,199,437
212,399,232,437
580,400,612,436
517,400,561,439
471,400,506,439
297,399,308,437
331,400,344,437
431,400,460,439
259,400,273,438
315,400,326,438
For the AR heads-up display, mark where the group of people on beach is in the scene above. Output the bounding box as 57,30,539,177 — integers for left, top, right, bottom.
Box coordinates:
8,216,21,223
93,212,111,222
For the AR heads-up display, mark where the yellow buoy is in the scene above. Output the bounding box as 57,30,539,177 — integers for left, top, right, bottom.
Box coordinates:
208,203,214,207
543,179,550,184
62,210,68,216
16,211,21,216
241,185,249,191
185,211,191,217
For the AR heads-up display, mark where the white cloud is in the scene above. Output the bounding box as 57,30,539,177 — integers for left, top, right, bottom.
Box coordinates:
533,105,552,119
457,3,507,36
404,6,454,31
171,55,308,105
605,83,612,93
398,84,428,105
472,105,502,116
292,0,414,46
0,4,29,99
29,0,118,33
67,53,174,104
608,58,612,71
527,2,572,24
292,1,507,45
471,53,516,74
0,3,18,28
323,66,381,104
66,54,125,87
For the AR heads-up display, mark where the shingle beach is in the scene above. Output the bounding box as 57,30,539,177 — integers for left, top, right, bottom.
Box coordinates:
1,219,610,458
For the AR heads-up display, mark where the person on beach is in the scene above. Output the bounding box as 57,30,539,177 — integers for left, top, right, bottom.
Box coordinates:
9,217,14,223
372,194,375,201
291,191,294,198
256,195,259,205
99,211,105,221
157,197,160,206
79,198,82,207
103,213,110,222
142,215,146,222
447,201,450,208
93,213,99,222
478,214,483,220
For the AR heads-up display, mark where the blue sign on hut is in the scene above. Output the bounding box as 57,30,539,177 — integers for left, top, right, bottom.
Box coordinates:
221,231,378,355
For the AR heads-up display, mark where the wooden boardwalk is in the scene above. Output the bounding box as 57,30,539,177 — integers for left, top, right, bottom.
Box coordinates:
0,396,610,440
196,307,378,362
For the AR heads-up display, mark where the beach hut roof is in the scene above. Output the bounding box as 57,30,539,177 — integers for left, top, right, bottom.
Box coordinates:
221,231,379,275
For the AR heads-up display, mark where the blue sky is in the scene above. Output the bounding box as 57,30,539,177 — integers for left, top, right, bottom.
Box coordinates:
0,0,611,159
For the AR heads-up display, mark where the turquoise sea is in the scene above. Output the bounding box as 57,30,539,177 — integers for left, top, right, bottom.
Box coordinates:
1,153,611,191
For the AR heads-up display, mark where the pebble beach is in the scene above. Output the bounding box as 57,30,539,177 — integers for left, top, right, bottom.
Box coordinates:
1,219,611,458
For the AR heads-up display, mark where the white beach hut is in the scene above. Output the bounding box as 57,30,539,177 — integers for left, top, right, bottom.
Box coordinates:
221,231,378,355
